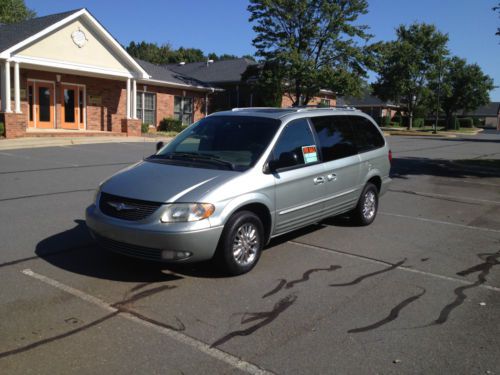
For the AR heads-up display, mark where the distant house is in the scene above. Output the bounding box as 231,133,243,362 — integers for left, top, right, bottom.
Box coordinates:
338,94,401,124
169,58,256,111
169,59,337,111
462,102,500,130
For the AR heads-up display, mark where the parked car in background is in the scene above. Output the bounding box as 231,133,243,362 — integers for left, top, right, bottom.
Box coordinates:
86,107,392,275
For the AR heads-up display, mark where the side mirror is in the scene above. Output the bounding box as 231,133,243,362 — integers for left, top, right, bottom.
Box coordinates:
266,152,299,173
156,141,164,152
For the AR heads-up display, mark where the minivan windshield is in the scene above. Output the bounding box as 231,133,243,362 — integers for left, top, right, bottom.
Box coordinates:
149,115,281,171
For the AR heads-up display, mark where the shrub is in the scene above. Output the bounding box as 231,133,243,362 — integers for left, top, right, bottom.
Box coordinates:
458,117,474,128
159,117,183,132
141,123,149,134
384,114,391,127
413,117,424,128
472,117,481,127
0,122,4,137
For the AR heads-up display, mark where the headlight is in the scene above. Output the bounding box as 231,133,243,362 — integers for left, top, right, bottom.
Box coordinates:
160,203,215,223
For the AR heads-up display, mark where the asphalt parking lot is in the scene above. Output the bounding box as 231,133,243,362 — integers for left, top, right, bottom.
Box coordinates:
0,132,499,374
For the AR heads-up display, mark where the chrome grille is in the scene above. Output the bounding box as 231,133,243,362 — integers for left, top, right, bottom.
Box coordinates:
95,234,163,261
99,192,163,221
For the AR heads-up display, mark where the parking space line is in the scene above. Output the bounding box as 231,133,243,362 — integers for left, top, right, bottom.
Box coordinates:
380,212,500,234
288,242,500,293
21,269,273,375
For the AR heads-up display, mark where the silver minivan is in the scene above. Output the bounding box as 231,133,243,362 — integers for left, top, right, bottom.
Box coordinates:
86,107,391,275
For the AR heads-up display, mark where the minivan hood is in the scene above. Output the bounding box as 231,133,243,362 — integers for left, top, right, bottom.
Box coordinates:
101,160,239,203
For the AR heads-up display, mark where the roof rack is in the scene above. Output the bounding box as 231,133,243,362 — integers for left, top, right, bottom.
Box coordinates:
292,105,358,111
231,106,357,112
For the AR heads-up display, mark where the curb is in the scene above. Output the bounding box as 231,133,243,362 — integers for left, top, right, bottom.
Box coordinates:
0,136,172,151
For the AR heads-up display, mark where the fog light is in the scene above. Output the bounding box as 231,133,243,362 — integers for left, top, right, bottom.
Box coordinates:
161,250,192,260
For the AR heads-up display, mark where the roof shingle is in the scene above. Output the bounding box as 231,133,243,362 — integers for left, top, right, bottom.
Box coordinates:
168,58,256,84
0,9,81,53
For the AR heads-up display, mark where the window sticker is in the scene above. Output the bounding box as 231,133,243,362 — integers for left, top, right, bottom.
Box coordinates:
302,145,318,163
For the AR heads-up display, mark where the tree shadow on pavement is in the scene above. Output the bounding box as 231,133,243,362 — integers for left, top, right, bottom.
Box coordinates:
391,157,500,179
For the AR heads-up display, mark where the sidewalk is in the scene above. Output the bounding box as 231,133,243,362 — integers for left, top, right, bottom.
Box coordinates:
0,135,172,151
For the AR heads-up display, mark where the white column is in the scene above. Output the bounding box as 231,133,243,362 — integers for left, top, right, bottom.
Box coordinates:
126,78,131,119
5,60,11,113
0,63,5,112
14,61,21,113
132,79,137,119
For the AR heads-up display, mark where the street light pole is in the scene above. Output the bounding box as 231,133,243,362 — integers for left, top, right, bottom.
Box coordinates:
434,57,442,135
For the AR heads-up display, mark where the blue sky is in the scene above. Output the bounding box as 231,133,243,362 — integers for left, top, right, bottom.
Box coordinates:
26,0,500,100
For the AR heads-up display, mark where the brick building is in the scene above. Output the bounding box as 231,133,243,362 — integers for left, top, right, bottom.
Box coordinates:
0,9,217,138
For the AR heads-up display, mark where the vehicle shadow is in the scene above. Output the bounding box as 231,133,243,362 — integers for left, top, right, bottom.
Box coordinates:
35,218,345,280
35,220,182,283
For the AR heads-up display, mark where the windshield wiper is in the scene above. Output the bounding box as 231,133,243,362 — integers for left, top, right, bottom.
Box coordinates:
152,152,235,170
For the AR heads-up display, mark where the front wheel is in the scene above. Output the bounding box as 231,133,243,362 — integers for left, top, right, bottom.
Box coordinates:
215,211,264,276
352,183,379,226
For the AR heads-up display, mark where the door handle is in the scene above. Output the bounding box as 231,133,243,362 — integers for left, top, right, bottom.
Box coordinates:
313,176,325,185
327,173,337,181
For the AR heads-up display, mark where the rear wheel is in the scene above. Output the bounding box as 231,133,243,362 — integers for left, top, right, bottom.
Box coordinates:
216,211,264,276
352,182,379,226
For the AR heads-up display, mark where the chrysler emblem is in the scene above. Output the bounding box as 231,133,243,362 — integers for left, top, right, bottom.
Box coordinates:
107,201,138,211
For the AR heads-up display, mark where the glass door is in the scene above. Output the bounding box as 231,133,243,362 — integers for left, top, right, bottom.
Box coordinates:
61,84,80,130
30,82,55,129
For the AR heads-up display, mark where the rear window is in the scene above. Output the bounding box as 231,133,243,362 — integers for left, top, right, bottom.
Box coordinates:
311,116,357,162
349,116,385,153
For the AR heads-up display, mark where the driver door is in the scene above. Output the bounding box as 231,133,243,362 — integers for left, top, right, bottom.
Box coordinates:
271,118,327,235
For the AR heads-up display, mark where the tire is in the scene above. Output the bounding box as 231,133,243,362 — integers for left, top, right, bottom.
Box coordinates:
215,210,264,276
352,182,379,226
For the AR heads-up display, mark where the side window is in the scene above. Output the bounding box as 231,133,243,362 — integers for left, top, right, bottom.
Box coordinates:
272,118,318,167
350,116,385,153
311,116,357,162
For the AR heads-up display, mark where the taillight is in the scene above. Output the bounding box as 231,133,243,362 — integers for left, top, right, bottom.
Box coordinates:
388,149,392,163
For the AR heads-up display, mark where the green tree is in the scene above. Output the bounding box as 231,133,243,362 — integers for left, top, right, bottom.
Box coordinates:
435,57,494,129
248,0,374,106
372,23,449,129
0,0,36,24
126,41,177,64
242,60,285,106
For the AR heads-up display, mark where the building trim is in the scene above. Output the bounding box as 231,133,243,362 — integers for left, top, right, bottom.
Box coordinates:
13,55,133,79
138,78,220,93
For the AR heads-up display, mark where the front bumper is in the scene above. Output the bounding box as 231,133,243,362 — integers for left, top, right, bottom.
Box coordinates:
85,204,224,263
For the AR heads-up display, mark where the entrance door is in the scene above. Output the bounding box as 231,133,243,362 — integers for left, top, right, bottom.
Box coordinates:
61,84,80,129
28,82,55,129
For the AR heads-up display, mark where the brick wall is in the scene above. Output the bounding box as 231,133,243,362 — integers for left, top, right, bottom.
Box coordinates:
15,69,208,135
280,93,337,108
137,84,206,127
4,112,27,138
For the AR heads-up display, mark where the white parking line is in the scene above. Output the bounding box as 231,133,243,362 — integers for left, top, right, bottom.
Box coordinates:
288,242,500,293
21,269,273,375
380,212,500,234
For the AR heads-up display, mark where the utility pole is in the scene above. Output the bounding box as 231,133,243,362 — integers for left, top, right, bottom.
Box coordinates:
434,57,442,135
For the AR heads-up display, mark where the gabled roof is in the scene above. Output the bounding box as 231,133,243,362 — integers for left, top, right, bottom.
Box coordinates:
168,58,257,84
0,8,149,79
463,102,500,117
134,58,215,91
338,94,398,108
0,9,80,52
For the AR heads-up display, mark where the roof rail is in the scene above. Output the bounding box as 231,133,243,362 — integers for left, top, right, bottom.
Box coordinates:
231,107,284,111
292,105,358,112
